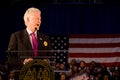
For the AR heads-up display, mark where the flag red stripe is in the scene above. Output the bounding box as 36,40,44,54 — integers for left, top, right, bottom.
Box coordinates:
69,53,120,58
69,34,120,67
76,62,120,67
100,62,120,66
69,43,120,48
69,34,120,38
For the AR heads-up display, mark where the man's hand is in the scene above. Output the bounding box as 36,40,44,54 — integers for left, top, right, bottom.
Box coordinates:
23,58,33,65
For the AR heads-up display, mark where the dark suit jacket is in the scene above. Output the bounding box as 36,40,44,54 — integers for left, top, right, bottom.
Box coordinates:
7,29,52,69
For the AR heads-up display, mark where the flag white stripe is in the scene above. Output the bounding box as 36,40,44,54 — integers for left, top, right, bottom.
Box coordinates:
69,35,120,66
69,38,120,44
69,47,120,53
68,57,120,63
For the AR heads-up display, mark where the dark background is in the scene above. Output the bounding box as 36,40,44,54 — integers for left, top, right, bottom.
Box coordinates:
0,0,120,63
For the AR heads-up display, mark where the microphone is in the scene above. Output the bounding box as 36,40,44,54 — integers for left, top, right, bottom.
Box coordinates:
34,27,37,32
35,27,37,31
34,27,43,41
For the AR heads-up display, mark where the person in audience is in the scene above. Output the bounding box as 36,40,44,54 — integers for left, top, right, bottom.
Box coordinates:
69,59,77,69
72,65,79,76
60,63,66,70
103,74,111,80
79,60,87,74
0,74,3,80
8,70,16,80
60,73,67,80
55,63,61,70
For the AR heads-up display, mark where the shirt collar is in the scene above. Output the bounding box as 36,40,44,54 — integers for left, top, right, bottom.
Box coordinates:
26,28,37,35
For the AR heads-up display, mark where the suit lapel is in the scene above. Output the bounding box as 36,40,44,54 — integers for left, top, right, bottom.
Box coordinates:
37,32,44,50
22,29,33,50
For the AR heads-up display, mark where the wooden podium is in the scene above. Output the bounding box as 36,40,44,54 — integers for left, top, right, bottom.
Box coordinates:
6,50,56,80
19,59,55,80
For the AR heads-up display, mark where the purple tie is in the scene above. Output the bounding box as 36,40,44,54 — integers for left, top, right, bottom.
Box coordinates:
31,33,38,56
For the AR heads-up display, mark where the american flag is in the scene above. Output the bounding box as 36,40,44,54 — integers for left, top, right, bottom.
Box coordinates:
68,34,120,66
50,35,68,66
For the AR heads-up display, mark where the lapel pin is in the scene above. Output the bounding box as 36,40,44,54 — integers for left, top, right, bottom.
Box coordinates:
44,41,48,46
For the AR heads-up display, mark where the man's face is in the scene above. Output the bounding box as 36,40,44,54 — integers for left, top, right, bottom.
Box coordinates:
28,12,41,32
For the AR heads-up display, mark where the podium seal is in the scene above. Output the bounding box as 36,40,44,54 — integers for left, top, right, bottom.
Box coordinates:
19,59,55,80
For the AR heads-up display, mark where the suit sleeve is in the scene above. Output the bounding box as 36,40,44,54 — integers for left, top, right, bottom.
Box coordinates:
7,33,22,69
8,33,18,51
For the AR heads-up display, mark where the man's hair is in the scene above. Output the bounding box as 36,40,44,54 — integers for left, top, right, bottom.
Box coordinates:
23,7,41,26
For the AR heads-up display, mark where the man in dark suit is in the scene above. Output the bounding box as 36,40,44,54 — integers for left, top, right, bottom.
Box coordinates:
7,7,51,70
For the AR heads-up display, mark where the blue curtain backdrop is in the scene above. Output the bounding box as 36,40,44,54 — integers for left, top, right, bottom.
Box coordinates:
15,4,120,35
0,3,120,62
